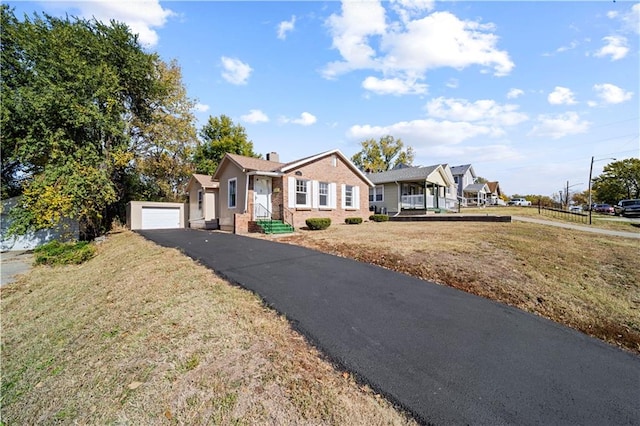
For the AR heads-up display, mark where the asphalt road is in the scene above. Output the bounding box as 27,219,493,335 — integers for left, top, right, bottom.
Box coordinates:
139,229,640,425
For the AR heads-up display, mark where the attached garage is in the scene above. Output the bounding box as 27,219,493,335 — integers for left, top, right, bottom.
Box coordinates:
127,201,187,230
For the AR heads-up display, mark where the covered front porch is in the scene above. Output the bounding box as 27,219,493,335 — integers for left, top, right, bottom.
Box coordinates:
399,181,456,212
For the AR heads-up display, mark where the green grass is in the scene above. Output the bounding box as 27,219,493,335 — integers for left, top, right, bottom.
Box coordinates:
33,240,96,265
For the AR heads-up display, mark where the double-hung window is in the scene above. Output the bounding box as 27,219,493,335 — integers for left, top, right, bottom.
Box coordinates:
197,190,203,210
369,185,383,202
228,178,237,208
296,179,308,206
318,182,329,207
344,185,354,208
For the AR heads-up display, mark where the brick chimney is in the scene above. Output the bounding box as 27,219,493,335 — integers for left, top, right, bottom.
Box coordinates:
266,152,279,162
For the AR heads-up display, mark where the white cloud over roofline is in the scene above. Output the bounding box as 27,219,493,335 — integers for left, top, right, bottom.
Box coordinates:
426,97,529,127
280,112,317,126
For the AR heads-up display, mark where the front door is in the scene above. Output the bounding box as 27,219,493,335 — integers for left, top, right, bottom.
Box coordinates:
254,177,272,219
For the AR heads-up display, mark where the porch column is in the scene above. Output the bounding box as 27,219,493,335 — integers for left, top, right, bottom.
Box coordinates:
423,181,427,209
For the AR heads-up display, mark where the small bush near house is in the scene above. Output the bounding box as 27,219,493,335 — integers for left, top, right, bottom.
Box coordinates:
369,214,389,222
305,218,331,230
34,240,96,266
345,217,363,225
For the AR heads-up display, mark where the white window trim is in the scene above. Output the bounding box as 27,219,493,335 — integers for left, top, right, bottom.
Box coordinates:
317,181,330,208
197,189,203,210
228,178,237,209
341,184,360,210
288,176,311,208
370,185,384,202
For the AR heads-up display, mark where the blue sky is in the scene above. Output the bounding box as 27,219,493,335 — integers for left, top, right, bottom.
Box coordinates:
8,1,640,197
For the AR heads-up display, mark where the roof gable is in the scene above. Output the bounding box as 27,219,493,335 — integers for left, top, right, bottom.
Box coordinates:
212,150,374,187
450,164,476,178
368,164,453,186
280,149,374,187
186,174,219,192
212,153,284,180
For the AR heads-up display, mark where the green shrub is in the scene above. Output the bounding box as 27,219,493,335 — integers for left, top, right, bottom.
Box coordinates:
368,214,389,222
344,217,363,225
305,218,331,230
34,240,96,266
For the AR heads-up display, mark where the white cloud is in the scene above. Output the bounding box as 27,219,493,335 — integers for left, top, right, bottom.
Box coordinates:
281,112,317,126
426,97,528,127
323,1,387,79
528,112,590,139
69,0,175,47
220,57,252,85
422,143,521,163
547,86,577,105
610,3,640,35
362,76,427,95
347,119,501,146
389,0,435,23
277,15,296,40
507,88,524,99
594,35,629,61
241,109,269,123
446,78,459,89
556,40,579,53
323,2,513,93
193,103,210,113
593,83,633,105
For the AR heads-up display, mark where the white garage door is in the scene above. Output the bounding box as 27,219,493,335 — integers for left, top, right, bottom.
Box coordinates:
141,207,181,229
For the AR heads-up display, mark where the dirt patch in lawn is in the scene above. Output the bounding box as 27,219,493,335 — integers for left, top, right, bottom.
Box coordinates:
268,221,640,353
1,231,416,425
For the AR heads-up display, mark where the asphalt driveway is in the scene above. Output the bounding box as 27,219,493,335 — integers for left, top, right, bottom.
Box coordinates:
139,229,640,425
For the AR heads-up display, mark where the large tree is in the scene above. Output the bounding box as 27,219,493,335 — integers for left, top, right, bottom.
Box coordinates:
592,158,640,204
192,114,260,175
351,135,415,173
1,6,196,235
131,59,197,202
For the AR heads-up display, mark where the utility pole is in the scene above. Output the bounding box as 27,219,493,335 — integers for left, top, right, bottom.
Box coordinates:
588,156,594,225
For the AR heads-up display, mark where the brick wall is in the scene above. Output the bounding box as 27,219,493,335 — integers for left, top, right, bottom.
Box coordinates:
282,153,371,229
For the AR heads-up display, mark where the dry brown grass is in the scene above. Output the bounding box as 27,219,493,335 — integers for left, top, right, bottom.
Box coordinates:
1,231,416,425
267,220,640,353
465,205,640,233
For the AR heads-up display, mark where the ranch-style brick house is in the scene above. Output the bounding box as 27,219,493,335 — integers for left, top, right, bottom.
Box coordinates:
211,149,374,233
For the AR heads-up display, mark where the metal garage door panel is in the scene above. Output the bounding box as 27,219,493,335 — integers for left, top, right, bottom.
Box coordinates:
141,207,181,229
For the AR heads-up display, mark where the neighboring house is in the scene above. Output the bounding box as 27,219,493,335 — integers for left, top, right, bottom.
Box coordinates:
367,163,457,215
463,183,489,206
212,149,373,233
486,181,506,205
186,174,219,229
1,196,79,251
451,164,488,206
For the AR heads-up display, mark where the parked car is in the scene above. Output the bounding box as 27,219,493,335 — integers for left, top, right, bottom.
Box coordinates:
569,205,583,213
613,199,640,217
508,198,532,206
593,203,614,214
